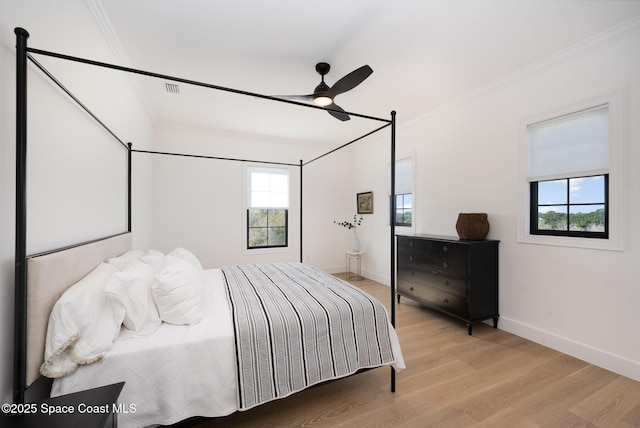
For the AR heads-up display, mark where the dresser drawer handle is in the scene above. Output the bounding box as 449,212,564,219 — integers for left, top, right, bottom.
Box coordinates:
409,256,414,262
409,242,414,248
443,298,449,304
409,271,415,276
442,246,448,253
443,280,449,286
442,262,449,268
410,286,414,292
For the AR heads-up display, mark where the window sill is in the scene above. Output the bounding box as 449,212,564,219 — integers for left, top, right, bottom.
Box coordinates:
241,246,294,256
517,232,623,252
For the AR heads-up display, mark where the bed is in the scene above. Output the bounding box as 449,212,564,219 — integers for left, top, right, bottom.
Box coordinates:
27,234,403,427
12,27,401,425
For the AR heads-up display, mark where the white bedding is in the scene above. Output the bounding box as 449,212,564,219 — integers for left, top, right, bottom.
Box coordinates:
51,269,238,428
50,266,405,428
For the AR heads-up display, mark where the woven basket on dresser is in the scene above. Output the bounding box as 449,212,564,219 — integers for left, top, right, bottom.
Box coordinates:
455,213,490,240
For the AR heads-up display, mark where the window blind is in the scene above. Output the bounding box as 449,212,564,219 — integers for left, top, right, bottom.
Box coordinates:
527,104,609,182
248,168,289,208
391,157,412,194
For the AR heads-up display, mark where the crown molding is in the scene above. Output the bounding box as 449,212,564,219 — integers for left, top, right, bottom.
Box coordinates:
85,0,156,121
403,15,640,128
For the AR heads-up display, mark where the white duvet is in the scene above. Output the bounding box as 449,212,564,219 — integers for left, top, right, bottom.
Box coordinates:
51,269,238,428
50,267,405,428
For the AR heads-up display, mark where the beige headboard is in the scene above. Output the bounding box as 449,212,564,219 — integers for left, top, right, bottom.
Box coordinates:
26,232,132,386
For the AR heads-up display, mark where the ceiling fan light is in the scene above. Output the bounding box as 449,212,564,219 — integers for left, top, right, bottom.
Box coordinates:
313,95,333,106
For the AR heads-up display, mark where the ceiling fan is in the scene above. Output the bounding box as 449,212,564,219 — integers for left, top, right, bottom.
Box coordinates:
279,62,373,121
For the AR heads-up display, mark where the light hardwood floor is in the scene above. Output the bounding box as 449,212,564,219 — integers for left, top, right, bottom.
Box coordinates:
181,274,640,428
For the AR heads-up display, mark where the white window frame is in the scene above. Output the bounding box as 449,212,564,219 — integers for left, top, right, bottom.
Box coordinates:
517,90,625,251
243,165,291,253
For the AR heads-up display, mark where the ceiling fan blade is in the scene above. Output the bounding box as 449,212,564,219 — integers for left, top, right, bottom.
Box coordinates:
325,65,373,98
326,102,350,121
273,94,314,103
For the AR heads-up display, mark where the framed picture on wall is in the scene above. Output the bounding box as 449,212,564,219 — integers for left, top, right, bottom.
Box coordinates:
357,192,373,214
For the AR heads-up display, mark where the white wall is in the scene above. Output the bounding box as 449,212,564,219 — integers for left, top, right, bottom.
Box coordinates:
0,2,154,402
151,125,356,271
354,23,640,381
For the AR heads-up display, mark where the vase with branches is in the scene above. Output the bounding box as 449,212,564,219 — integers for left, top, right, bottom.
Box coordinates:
334,215,363,252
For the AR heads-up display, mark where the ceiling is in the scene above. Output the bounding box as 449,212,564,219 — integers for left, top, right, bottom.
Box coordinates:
7,0,640,146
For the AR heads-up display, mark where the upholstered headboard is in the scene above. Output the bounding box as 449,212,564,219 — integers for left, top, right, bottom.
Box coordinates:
25,233,132,386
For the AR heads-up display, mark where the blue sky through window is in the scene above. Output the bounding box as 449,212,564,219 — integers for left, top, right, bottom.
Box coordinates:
538,176,605,213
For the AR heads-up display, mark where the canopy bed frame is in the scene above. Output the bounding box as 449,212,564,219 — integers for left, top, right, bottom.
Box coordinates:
13,27,398,408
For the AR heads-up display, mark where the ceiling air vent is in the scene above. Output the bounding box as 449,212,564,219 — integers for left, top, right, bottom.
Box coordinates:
164,82,180,94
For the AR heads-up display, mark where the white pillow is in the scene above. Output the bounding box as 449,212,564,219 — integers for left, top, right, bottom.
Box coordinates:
107,250,144,270
104,260,161,335
169,247,203,271
141,249,165,272
152,255,204,325
41,263,124,378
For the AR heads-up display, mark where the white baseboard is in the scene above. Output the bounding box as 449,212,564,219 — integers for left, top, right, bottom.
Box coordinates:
499,316,640,382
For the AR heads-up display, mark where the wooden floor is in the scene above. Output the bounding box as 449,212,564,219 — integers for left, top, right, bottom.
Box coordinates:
180,274,640,428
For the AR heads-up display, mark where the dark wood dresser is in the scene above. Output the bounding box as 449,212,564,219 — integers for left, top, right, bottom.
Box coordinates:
396,234,499,335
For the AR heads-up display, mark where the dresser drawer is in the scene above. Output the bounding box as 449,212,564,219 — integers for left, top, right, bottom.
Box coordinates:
398,280,467,314
398,237,467,260
428,241,467,260
397,237,429,253
398,250,467,277
397,268,467,296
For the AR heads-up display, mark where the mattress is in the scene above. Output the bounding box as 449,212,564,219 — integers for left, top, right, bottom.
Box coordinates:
51,269,238,428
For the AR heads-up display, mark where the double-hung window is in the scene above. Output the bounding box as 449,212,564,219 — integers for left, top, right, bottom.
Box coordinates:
527,104,610,239
247,167,289,249
394,157,413,227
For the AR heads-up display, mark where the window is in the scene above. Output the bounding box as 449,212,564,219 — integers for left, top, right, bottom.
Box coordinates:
247,167,289,249
393,157,413,227
531,175,608,238
527,104,610,239
395,194,412,226
518,91,624,250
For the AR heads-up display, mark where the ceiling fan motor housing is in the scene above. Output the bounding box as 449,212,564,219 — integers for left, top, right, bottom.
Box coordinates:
315,62,330,76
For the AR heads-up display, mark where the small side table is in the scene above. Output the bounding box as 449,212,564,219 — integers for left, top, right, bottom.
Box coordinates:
346,251,365,280
1,382,124,428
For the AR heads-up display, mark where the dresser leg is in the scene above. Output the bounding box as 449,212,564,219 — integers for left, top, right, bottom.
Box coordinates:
493,317,499,329
397,294,401,304
467,323,472,335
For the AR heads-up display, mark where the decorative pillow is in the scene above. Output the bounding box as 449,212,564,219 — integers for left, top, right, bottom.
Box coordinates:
152,255,204,325
104,260,161,335
41,263,125,378
169,247,203,271
107,250,144,270
141,249,165,272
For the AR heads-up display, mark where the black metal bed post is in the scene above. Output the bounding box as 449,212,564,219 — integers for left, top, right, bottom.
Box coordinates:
390,110,397,393
127,143,132,232
299,160,303,263
14,27,30,404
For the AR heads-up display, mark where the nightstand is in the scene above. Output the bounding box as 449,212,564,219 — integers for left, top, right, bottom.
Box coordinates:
1,382,124,428
346,251,365,280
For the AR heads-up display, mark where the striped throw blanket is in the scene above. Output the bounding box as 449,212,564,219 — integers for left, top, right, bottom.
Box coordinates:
221,262,396,410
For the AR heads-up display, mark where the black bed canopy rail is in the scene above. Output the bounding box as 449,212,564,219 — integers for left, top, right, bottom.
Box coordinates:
131,148,301,168
25,46,392,125
26,53,128,150
303,121,391,166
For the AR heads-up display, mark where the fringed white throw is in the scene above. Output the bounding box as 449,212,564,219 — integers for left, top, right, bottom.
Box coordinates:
221,262,396,410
